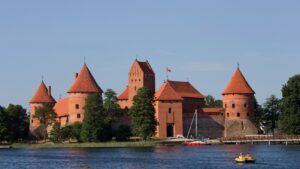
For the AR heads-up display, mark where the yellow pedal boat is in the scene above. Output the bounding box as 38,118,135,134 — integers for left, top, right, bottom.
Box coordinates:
235,157,256,163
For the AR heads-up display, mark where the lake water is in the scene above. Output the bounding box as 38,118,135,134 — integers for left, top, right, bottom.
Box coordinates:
0,145,300,169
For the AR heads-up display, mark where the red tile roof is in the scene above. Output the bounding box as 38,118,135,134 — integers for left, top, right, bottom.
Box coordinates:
201,108,225,113
68,64,103,93
155,82,183,101
30,81,56,103
223,68,255,95
167,80,205,99
136,60,155,75
53,98,69,117
118,87,129,100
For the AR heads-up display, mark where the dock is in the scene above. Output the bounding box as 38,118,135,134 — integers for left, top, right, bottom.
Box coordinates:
222,135,300,145
0,145,12,149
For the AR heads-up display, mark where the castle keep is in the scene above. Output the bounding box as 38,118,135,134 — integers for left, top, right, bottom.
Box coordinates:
29,59,258,139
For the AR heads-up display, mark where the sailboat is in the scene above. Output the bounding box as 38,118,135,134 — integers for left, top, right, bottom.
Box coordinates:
184,109,210,146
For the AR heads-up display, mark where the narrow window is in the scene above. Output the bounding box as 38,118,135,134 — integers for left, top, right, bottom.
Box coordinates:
237,112,240,117
225,104,227,108
75,104,80,109
77,114,81,119
227,113,230,117
134,86,137,91
31,120,33,124
244,103,248,108
221,113,224,116
169,108,172,114
232,104,235,108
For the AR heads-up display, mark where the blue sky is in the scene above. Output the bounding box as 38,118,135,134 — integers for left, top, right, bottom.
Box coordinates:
0,0,299,109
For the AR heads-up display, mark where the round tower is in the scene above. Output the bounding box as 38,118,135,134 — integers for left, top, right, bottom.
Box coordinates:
223,67,257,137
29,81,56,132
67,64,103,123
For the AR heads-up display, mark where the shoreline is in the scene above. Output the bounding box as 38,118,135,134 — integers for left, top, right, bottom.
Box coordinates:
11,139,300,149
12,141,157,149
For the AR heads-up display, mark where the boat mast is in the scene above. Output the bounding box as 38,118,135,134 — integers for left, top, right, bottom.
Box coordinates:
186,111,196,140
195,109,197,138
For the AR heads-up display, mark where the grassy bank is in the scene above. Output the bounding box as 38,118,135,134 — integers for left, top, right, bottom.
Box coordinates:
12,141,157,149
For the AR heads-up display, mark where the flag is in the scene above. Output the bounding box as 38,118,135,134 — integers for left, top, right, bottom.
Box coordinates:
166,67,171,72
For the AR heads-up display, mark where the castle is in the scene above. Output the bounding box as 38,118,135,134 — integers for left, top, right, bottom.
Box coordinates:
29,59,258,139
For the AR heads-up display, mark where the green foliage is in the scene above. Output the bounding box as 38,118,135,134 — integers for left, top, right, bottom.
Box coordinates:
103,89,121,123
5,104,29,141
50,122,82,143
254,99,264,132
280,74,300,134
0,106,9,141
33,103,57,140
50,122,62,143
262,95,282,133
128,87,157,140
34,103,57,126
81,93,112,142
0,104,29,142
115,125,132,141
69,122,82,141
204,95,223,108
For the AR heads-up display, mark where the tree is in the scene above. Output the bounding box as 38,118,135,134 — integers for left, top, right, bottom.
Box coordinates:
262,95,281,133
0,106,9,142
128,87,157,140
115,125,132,141
34,103,57,140
204,95,223,108
254,99,264,133
81,93,112,142
5,104,29,142
280,74,300,134
69,122,82,142
103,89,121,123
50,122,82,143
50,122,62,143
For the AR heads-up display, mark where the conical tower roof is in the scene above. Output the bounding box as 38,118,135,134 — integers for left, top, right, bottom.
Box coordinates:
223,68,255,95
30,81,56,103
68,64,103,93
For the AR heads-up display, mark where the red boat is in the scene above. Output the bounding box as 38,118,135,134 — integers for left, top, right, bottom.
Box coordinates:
184,140,209,146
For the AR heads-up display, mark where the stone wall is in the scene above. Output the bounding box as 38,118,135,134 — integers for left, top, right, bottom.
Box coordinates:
183,112,224,139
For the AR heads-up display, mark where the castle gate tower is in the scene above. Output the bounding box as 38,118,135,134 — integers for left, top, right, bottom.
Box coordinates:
118,59,155,108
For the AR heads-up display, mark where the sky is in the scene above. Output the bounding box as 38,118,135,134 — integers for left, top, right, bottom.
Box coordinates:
0,0,300,110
